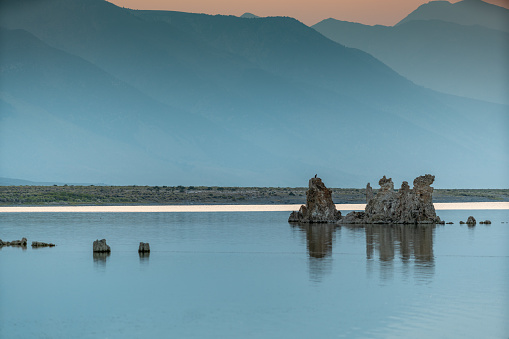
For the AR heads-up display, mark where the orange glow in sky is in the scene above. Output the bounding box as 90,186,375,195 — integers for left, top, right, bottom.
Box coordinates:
108,0,509,26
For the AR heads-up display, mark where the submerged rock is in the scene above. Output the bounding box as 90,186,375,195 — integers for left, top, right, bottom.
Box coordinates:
288,177,342,223
342,174,441,224
138,242,150,253
32,241,56,247
93,239,111,253
466,216,476,225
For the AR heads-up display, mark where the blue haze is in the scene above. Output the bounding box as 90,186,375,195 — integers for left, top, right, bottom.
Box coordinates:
0,0,508,187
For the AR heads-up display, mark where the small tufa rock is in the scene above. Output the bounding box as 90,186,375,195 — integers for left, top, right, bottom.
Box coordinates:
138,242,150,253
288,177,342,223
459,221,465,224
466,216,476,225
446,222,454,224
93,239,111,253
32,241,56,247
479,220,491,224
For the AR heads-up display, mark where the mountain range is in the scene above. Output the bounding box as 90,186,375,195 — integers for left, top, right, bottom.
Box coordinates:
313,0,509,104
397,0,509,32
0,0,507,187
0,177,101,186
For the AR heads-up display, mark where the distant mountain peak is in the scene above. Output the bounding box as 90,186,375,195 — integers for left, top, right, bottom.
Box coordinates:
396,0,509,32
240,12,260,19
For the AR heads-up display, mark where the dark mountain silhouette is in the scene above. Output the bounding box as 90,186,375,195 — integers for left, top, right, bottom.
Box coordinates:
397,0,509,32
240,13,260,19
313,0,509,104
0,0,507,187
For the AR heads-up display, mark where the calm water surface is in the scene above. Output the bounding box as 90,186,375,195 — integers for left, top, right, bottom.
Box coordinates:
1,210,508,338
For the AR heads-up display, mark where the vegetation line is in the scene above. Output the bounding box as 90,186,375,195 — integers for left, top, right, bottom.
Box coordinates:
0,186,507,206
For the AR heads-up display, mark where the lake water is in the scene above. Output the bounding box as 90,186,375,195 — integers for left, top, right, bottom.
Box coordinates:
1,209,508,338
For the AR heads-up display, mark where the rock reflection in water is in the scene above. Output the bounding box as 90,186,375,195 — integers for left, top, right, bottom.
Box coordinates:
296,223,336,258
292,222,435,282
361,224,435,281
139,251,150,264
292,223,338,281
93,252,110,269
363,224,434,262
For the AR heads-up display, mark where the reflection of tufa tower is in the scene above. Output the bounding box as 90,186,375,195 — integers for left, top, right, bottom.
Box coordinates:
365,224,434,263
292,223,337,282
296,223,336,258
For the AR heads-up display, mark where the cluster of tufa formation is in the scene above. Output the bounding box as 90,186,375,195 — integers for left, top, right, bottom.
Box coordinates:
345,174,441,224
1,238,56,248
290,174,442,224
288,177,342,223
0,237,28,247
460,216,485,225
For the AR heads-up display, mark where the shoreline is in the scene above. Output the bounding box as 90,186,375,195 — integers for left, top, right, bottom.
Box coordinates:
0,202,508,213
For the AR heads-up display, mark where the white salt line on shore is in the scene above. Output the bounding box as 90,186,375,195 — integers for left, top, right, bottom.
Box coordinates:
0,202,507,213
433,202,509,210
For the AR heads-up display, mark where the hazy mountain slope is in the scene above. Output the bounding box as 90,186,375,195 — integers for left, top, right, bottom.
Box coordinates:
0,27,316,186
397,0,509,32
132,10,413,105
0,27,173,140
313,16,509,104
0,0,507,187
131,9,501,149
0,27,380,185
1,1,393,121
1,0,418,115
0,0,252,110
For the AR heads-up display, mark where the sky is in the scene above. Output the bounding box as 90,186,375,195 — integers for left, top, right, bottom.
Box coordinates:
108,0,509,26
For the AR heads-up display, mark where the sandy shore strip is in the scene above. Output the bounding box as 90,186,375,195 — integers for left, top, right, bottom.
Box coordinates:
0,202,508,213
